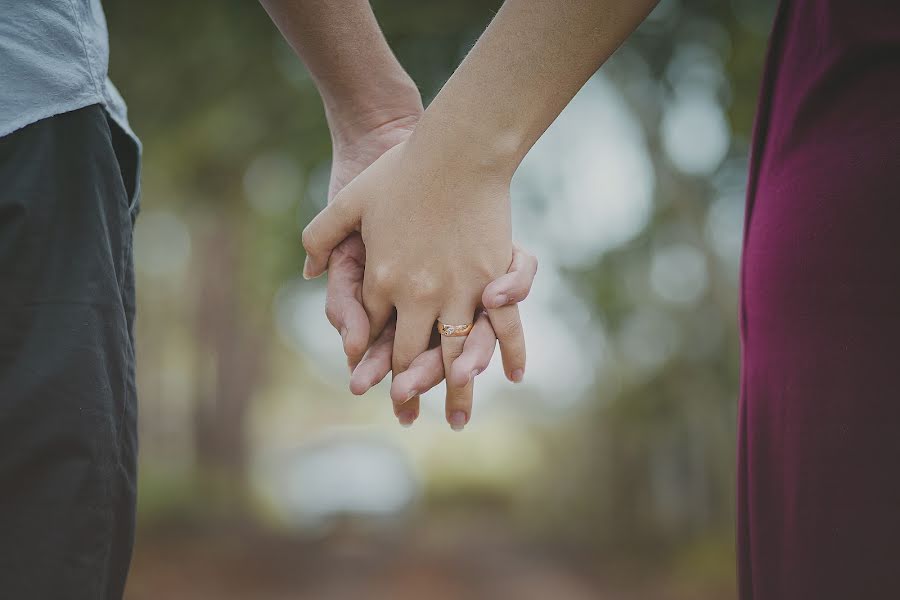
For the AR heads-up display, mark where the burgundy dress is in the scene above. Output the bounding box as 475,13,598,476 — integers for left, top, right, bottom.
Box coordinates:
739,0,900,597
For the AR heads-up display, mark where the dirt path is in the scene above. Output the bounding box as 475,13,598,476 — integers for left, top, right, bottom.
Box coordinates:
125,522,723,600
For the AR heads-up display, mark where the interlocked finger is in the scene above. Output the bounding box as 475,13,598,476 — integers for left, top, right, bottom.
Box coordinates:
448,312,496,388
439,298,480,431
391,307,439,427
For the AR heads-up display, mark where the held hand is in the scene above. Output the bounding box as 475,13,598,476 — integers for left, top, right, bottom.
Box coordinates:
348,244,537,428
323,114,421,369
303,134,524,429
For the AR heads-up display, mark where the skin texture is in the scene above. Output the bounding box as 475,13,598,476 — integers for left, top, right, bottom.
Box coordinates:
257,0,423,145
413,0,662,171
259,0,539,428
301,0,660,425
302,139,521,427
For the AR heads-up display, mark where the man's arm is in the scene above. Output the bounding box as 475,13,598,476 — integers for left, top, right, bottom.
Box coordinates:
258,0,422,148
259,0,422,380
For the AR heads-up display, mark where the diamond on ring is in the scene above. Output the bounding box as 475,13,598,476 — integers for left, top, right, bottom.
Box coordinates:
437,321,473,337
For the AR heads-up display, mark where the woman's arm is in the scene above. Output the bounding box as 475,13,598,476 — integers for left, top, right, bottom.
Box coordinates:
413,0,659,176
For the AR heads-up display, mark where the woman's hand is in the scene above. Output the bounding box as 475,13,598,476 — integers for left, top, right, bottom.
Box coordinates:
302,133,525,429
348,244,537,429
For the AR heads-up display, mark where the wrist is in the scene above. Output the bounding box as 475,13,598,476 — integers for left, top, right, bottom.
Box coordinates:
409,97,526,182
324,77,423,148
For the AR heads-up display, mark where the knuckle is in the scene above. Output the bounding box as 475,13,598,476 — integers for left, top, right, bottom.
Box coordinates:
331,189,350,210
300,225,317,253
330,235,357,262
346,338,367,360
390,383,409,405
324,299,343,329
331,193,352,220
472,352,492,371
522,248,537,265
443,343,465,363
497,314,523,339
463,255,506,286
392,354,416,374
406,272,442,302
408,288,438,304
501,292,519,305
510,283,531,302
474,258,505,282
369,263,398,292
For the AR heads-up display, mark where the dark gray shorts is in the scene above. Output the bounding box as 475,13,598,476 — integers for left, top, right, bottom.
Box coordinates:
0,105,138,599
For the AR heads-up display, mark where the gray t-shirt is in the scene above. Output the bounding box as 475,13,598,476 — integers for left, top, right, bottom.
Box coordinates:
0,0,140,200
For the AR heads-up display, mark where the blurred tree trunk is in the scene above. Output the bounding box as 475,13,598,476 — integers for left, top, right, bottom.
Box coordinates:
192,216,267,512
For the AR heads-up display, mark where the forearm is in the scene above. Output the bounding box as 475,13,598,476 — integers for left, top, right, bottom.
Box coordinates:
412,0,658,178
259,0,421,144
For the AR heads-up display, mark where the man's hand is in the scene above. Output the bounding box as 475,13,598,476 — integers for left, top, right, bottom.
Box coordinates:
324,112,421,371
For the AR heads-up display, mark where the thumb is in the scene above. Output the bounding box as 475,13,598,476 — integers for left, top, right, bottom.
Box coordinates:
301,193,360,279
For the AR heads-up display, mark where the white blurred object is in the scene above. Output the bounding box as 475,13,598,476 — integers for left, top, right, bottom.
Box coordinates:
650,243,709,305
274,282,347,380
270,435,417,529
618,307,681,373
661,91,730,176
133,210,192,279
243,152,304,216
705,192,745,272
513,75,655,268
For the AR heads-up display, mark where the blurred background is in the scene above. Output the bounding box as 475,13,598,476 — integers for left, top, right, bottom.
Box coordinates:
105,0,776,598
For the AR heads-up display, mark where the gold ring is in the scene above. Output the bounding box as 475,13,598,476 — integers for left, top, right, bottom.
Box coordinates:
437,321,473,337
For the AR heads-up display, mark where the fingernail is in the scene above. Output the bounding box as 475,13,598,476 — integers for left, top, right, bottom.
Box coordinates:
340,327,348,345
449,410,468,432
398,409,417,428
405,390,418,402
302,257,312,280
494,294,508,306
511,369,524,383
